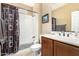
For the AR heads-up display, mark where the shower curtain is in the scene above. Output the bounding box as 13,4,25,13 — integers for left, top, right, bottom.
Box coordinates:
1,3,19,55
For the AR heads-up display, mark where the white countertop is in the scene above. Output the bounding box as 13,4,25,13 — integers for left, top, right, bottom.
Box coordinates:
41,34,79,47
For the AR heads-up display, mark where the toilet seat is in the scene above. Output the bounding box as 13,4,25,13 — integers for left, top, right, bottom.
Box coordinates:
30,44,41,51
30,44,41,56
31,44,41,48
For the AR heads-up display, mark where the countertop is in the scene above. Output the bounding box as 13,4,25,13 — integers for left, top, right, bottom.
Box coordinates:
41,34,79,47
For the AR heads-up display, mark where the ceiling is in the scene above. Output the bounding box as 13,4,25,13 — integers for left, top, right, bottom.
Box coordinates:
22,3,35,7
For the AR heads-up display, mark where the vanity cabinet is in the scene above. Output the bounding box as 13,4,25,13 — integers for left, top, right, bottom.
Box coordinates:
54,41,79,56
41,37,54,56
41,36,79,56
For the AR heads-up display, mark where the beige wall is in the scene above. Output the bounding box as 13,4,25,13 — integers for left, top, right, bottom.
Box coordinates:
32,3,42,38
52,3,79,31
33,3,42,35
41,3,52,34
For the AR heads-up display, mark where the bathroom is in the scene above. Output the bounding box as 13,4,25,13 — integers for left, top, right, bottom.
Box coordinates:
0,3,79,56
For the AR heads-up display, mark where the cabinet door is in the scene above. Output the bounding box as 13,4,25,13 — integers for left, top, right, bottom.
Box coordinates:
54,40,79,56
41,37,54,56
67,45,79,56
54,41,69,56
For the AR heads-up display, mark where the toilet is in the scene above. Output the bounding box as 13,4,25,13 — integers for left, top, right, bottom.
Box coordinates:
30,40,41,56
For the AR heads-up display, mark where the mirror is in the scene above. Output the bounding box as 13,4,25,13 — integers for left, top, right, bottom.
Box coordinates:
52,4,79,32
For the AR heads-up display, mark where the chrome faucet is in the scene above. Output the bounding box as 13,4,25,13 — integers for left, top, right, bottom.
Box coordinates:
58,32,61,36
58,31,65,36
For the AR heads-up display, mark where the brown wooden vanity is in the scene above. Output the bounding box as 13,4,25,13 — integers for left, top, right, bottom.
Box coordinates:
41,36,79,56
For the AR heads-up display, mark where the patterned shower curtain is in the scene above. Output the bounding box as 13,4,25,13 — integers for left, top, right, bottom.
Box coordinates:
1,3,19,55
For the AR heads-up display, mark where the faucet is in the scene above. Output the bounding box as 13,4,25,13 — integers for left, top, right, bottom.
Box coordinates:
60,31,65,36
63,32,65,36
58,32,61,36
58,31,65,36
59,31,70,37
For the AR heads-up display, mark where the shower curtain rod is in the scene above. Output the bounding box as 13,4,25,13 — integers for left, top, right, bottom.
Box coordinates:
0,12,37,15
13,7,39,15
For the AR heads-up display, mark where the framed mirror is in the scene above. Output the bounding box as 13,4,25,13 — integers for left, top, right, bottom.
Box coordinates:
42,14,49,23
